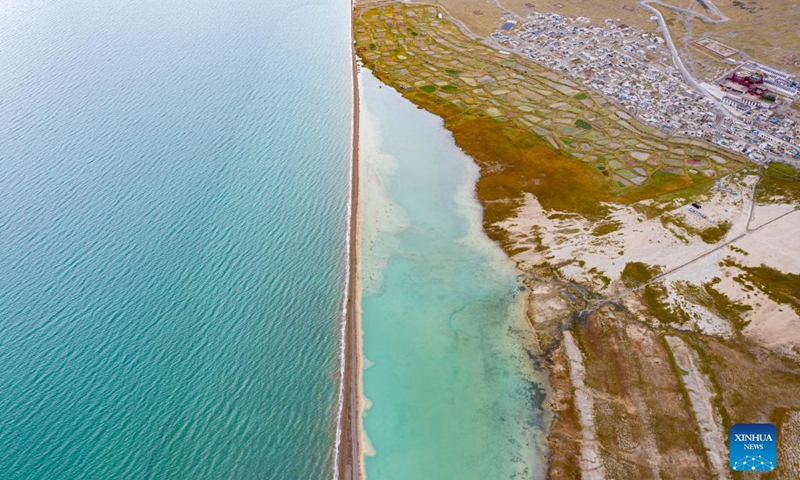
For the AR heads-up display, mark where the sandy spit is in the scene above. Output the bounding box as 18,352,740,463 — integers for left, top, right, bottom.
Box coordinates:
336,8,363,479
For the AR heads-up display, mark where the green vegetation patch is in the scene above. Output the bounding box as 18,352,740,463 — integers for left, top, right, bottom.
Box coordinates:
729,245,748,256
628,118,655,134
591,220,621,237
445,69,461,76
704,280,752,332
621,261,662,287
756,163,800,204
575,119,593,130
406,27,418,37
726,260,800,315
587,267,611,289
648,169,715,204
698,221,731,244
661,214,731,244
643,283,690,324
420,85,437,93
369,43,377,50
573,92,588,100
674,280,752,333
440,85,457,92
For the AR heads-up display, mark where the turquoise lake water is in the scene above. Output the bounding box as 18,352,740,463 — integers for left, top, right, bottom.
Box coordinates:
0,0,352,478
359,71,547,479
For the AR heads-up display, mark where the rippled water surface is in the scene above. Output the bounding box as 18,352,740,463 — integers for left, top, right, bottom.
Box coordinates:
0,0,352,478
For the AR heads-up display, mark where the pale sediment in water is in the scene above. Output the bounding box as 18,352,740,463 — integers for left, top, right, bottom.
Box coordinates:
357,69,547,480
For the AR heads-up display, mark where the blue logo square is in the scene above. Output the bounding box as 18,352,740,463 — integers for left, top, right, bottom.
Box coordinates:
730,423,777,471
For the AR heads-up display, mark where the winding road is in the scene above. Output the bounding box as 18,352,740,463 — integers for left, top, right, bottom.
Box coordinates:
643,0,728,24
638,0,730,116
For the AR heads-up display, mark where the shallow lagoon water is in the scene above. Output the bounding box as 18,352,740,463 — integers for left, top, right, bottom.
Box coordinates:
359,71,546,480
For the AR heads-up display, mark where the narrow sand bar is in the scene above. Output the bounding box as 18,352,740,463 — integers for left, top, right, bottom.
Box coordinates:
335,7,362,478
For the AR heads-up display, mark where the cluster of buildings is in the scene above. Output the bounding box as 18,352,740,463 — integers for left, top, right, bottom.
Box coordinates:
717,64,799,109
706,65,800,159
713,109,799,161
489,12,800,161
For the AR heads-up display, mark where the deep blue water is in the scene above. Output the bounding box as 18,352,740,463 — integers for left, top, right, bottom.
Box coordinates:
0,0,352,478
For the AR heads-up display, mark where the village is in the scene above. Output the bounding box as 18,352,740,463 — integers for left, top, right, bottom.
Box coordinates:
489,12,800,163
355,4,743,193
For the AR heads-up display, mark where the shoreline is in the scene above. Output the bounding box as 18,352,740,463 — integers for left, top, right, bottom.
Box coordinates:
335,3,362,478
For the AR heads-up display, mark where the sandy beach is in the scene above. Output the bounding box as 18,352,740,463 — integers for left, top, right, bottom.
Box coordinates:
336,8,362,479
